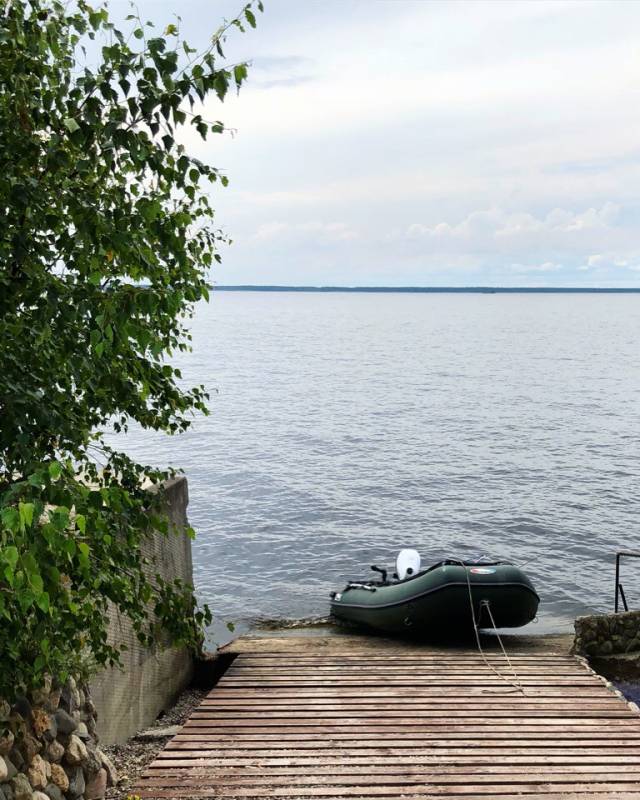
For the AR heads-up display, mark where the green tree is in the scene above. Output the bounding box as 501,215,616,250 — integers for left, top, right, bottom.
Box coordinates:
0,0,261,700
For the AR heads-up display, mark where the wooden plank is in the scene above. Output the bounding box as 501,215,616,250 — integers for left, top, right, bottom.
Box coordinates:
138,772,640,787
135,643,640,799
136,784,640,797
159,744,640,755
191,704,636,722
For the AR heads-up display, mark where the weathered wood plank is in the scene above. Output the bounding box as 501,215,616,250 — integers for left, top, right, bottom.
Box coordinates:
135,641,640,799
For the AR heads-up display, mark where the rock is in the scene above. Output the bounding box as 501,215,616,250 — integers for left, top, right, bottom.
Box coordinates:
0,756,7,782
48,765,67,793
27,755,47,790
82,746,100,777
30,677,52,708
43,742,63,765
84,768,107,800
0,730,14,757
600,640,614,655
9,774,32,800
84,698,96,717
63,736,87,767
44,692,60,714
4,757,17,781
75,723,89,741
85,716,97,737
59,681,80,715
10,700,31,725
43,785,63,800
31,794,48,800
8,749,23,773
66,766,84,799
97,750,118,787
17,734,40,765
31,710,52,740
0,704,10,724
52,710,76,736
138,725,182,739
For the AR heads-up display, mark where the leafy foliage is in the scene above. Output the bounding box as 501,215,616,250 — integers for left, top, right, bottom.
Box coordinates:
0,0,261,699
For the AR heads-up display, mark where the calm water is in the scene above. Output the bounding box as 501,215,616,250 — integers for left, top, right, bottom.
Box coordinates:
116,292,640,640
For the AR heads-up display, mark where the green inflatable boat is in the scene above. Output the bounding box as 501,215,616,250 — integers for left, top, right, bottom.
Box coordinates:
330,551,539,635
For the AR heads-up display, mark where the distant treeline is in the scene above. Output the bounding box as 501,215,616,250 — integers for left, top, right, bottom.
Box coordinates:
209,285,640,294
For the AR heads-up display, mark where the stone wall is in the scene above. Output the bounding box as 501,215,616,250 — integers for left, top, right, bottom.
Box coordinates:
89,476,195,745
0,475,197,799
574,609,640,656
0,678,117,800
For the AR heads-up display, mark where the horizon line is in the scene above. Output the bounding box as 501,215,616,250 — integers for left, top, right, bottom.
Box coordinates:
211,285,640,294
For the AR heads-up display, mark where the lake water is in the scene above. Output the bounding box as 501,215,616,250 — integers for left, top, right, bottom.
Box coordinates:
116,291,640,642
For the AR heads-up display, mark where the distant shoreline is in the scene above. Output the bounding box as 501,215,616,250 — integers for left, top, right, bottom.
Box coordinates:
211,285,640,294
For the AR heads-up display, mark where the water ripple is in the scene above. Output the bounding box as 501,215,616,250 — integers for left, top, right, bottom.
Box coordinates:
111,293,640,636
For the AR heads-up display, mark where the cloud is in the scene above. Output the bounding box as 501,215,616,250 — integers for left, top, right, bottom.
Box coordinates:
253,221,358,243
508,262,562,274
406,203,619,244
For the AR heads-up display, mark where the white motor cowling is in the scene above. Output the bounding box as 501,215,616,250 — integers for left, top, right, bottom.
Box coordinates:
396,548,421,580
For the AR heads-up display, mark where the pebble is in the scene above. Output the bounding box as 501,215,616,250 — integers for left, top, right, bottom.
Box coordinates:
44,785,63,800
0,756,7,781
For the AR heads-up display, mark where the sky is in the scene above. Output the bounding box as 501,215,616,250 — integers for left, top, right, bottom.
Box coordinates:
110,0,640,287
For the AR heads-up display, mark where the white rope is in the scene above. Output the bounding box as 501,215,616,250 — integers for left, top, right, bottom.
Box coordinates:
452,558,526,695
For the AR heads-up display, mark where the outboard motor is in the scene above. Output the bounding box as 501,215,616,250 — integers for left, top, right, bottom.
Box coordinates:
396,548,421,580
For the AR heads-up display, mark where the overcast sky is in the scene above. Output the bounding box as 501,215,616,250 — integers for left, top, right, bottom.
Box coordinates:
112,0,640,287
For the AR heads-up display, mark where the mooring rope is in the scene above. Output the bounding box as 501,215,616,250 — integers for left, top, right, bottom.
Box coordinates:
452,558,526,695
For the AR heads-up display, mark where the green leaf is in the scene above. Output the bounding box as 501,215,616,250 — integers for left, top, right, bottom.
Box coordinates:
36,593,50,614
19,502,34,528
63,117,80,133
49,461,62,480
75,514,86,534
2,546,19,571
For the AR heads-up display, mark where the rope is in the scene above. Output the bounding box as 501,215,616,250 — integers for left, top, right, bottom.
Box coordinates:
452,558,526,695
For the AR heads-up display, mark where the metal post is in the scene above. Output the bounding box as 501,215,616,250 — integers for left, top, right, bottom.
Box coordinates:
614,551,640,614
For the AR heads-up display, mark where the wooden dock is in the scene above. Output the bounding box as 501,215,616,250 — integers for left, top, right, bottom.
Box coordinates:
136,632,640,799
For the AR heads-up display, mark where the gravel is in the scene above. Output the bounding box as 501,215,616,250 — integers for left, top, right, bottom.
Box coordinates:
103,688,207,799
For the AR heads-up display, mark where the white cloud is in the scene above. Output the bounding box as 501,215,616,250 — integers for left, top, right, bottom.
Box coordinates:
253,221,358,243
122,0,640,286
406,203,620,245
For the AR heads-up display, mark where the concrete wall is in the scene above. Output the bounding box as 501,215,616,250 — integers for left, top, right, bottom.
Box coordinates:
89,476,195,745
574,609,640,656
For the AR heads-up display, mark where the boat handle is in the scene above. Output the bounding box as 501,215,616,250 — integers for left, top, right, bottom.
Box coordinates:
370,565,388,583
